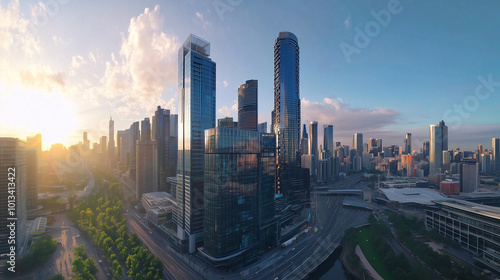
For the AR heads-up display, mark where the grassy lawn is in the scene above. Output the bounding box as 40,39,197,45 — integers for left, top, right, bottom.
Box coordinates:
356,227,395,280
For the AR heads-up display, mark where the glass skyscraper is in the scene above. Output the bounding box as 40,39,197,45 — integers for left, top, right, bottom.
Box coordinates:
493,138,499,172
429,120,448,175
274,32,309,209
238,79,258,131
201,128,276,267
353,133,363,156
323,125,334,158
174,34,216,253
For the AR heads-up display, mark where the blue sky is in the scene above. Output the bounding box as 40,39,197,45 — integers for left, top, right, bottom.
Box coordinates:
0,0,499,151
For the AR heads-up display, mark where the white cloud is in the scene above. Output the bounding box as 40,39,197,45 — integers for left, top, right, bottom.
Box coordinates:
0,0,41,56
301,97,399,134
223,80,228,87
194,11,212,31
71,55,86,69
98,5,180,113
218,106,231,117
218,99,238,117
18,65,65,93
344,14,351,29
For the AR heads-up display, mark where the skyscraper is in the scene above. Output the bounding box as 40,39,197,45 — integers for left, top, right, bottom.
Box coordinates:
423,141,430,159
405,133,412,155
0,138,27,255
493,138,500,172
274,32,309,209
300,123,308,156
238,79,258,131
429,120,448,175
353,133,363,156
26,133,42,158
26,149,38,211
108,117,116,168
175,34,216,253
258,122,268,133
460,160,479,193
140,118,151,141
323,125,334,158
128,122,140,181
153,106,172,192
117,130,130,171
309,121,318,185
202,128,276,267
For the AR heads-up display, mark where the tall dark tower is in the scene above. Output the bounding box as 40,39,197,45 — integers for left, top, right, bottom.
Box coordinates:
429,120,448,175
108,117,116,169
174,34,216,253
273,32,309,211
238,80,258,131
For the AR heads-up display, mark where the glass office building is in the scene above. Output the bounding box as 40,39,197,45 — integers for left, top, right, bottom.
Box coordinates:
429,120,448,175
201,128,277,267
174,34,216,253
238,80,258,131
273,32,309,210
426,200,500,272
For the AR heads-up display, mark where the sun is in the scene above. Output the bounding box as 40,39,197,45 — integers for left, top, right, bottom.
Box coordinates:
0,87,79,150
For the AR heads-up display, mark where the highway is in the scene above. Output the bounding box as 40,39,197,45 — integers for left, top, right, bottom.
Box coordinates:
121,173,370,280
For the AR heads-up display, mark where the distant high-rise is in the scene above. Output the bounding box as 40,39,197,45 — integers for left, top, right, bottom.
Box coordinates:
323,125,334,158
423,141,430,159
136,138,156,199
460,160,479,193
202,128,276,267
26,133,42,157
153,106,175,192
83,131,90,151
493,138,500,172
117,130,130,170
258,122,268,134
218,117,236,128
0,138,27,255
26,149,38,210
175,34,216,253
128,122,140,181
274,31,309,209
140,118,151,141
429,120,448,175
405,133,412,155
368,138,377,154
353,133,363,156
376,138,382,153
300,124,308,156
108,117,116,168
309,121,318,185
238,80,258,131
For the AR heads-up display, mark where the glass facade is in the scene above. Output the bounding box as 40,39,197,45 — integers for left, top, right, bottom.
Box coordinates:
238,80,258,131
0,138,27,255
426,200,500,271
202,128,276,267
274,32,309,209
175,34,216,253
429,120,448,175
323,125,334,158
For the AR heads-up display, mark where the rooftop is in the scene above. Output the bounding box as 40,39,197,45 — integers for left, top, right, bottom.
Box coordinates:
380,187,447,205
439,199,500,221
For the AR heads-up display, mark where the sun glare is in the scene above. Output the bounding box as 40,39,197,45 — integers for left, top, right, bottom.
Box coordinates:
0,87,79,150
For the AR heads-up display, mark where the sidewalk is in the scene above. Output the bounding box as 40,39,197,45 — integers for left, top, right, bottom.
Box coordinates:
355,245,383,280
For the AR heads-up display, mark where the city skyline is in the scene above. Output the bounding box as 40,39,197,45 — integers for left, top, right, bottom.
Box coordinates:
0,1,499,151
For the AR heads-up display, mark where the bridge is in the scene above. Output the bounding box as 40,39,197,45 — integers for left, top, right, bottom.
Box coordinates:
314,189,364,196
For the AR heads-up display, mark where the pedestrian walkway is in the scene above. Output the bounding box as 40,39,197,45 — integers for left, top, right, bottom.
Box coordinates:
355,245,383,280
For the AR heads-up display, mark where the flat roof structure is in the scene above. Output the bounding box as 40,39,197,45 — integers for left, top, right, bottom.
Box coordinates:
380,187,447,206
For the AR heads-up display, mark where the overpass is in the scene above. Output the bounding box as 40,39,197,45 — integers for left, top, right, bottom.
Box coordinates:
314,189,363,196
